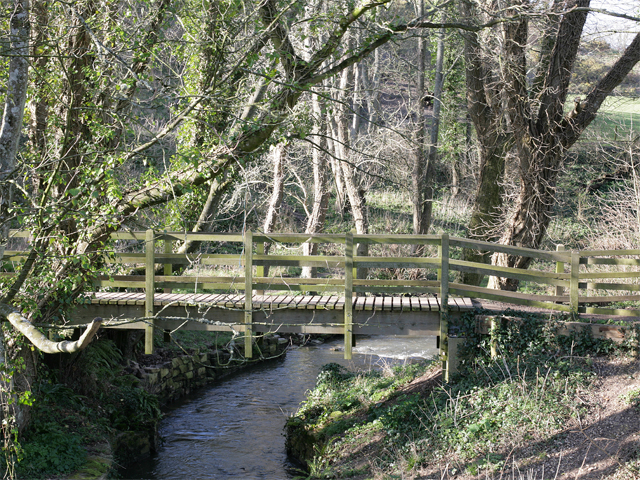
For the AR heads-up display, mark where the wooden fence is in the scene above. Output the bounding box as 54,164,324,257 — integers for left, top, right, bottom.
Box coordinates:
4,230,640,360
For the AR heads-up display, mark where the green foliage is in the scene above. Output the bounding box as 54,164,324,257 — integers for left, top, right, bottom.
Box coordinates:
14,338,163,479
12,424,86,479
291,311,630,479
105,386,161,431
622,388,640,411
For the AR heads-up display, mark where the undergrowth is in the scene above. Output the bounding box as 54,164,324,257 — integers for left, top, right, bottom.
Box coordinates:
11,338,162,479
289,310,637,479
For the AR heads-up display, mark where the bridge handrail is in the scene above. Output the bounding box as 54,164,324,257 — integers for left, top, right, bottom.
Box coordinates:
5,229,640,357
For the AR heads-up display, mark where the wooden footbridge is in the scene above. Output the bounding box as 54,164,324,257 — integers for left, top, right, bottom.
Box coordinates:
5,230,640,377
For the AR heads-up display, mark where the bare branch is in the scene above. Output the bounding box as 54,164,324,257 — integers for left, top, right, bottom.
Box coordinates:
0,306,102,354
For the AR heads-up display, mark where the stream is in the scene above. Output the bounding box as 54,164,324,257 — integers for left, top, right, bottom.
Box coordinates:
120,336,438,479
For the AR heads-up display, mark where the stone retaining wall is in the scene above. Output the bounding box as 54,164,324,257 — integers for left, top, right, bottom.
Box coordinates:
140,334,290,404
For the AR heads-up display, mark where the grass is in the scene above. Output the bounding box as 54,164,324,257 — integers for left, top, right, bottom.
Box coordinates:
156,329,233,354
580,96,640,142
287,310,638,479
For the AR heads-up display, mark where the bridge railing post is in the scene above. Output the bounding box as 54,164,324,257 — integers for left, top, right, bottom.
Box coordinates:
145,229,155,355
570,251,579,319
344,232,353,359
244,230,253,358
256,241,264,296
163,235,173,343
164,236,173,294
439,233,450,381
555,244,565,299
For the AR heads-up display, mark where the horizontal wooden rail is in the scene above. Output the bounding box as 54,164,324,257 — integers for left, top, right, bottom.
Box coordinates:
449,258,569,287
449,237,570,262
5,229,640,361
581,257,640,266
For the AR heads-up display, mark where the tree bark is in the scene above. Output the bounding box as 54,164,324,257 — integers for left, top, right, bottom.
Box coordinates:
261,142,288,276
175,177,233,256
0,307,102,354
302,95,330,279
490,27,640,289
263,143,288,236
328,115,346,216
0,0,30,252
422,23,446,235
459,0,511,285
412,0,430,239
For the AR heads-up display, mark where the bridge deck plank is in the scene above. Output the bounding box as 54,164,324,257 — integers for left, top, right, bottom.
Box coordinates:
84,292,471,318
392,297,401,311
411,297,420,311
208,294,227,306
296,296,311,309
401,297,411,311
430,297,440,310
418,297,430,311
317,296,330,309
232,294,244,308
306,296,321,310
451,296,461,311
364,297,375,311
326,295,339,309
278,296,295,308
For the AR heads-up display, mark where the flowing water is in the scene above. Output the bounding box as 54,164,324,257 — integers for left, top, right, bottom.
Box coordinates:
120,336,438,480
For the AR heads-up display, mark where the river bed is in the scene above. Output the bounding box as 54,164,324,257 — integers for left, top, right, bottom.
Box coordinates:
120,336,438,479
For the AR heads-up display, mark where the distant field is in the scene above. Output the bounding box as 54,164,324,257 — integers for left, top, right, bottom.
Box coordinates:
599,96,640,114
582,96,640,141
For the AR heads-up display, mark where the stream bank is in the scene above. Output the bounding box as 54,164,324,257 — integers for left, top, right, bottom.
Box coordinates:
119,335,438,479
52,331,298,480
284,312,640,480
113,332,292,466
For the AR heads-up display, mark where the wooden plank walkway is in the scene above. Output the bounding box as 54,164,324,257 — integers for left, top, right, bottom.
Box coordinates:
86,292,472,312
71,292,474,337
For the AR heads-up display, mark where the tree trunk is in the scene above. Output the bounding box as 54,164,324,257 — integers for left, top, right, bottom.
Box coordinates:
459,0,511,285
412,0,430,239
262,143,288,276
0,0,30,252
328,116,346,215
488,147,562,290
28,0,49,168
263,143,287,236
175,177,233,256
422,23,446,235
0,1,31,453
334,57,368,278
302,95,330,279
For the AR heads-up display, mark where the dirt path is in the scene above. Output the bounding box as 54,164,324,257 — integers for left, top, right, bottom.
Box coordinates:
466,300,640,479
533,355,640,480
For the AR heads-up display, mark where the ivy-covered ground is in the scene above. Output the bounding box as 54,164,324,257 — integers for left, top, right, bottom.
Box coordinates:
286,310,640,480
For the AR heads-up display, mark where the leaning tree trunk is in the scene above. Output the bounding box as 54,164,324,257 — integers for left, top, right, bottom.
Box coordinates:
419,23,445,243
334,56,368,279
461,138,509,285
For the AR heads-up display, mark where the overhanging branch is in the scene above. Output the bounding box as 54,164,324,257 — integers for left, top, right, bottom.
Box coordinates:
0,304,102,354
